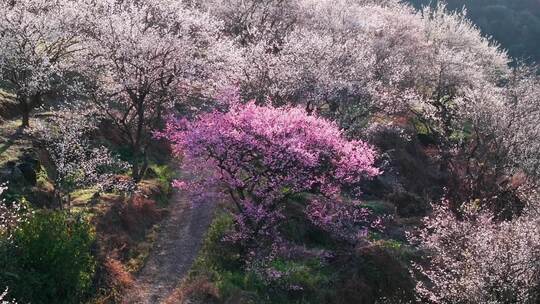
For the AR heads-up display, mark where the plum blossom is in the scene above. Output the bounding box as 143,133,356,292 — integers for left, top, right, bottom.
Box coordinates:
410,200,540,303
0,288,16,304
0,185,28,241
30,109,133,208
162,91,381,258
77,0,241,180
0,0,83,127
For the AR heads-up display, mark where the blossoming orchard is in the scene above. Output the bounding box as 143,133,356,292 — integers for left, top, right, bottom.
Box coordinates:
0,0,539,303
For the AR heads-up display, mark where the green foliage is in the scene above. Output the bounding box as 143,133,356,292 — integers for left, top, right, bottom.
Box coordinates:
189,213,335,304
191,211,419,303
189,209,417,304
280,201,337,249
363,200,396,215
332,242,416,303
149,164,175,195
70,188,98,204
36,164,51,186
0,211,96,304
192,213,241,274
189,213,249,301
260,258,334,304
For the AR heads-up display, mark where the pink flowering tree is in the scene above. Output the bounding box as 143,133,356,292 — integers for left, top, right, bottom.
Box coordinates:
161,92,381,258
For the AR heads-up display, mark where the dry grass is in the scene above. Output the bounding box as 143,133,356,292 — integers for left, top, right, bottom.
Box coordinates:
0,119,28,168
87,257,135,304
105,257,135,289
163,276,220,304
85,192,167,303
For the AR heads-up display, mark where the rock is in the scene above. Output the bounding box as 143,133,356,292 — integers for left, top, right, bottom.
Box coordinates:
9,166,25,185
144,167,158,179
17,162,37,185
0,155,41,186
28,188,55,208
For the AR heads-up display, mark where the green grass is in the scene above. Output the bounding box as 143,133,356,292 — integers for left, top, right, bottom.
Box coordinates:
71,188,99,205
149,164,175,192
0,119,26,167
186,213,337,304
363,200,396,215
145,163,176,206
125,224,160,273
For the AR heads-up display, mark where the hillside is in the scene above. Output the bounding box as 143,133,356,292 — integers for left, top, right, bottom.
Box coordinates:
1,1,540,304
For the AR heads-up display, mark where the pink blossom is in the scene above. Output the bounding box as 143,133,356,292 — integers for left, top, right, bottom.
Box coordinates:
162,92,381,255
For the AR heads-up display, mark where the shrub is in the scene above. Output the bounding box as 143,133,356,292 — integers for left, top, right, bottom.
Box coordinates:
1,211,96,304
117,196,162,239
184,214,243,302
192,213,242,275
331,242,416,304
147,164,175,192
187,214,336,304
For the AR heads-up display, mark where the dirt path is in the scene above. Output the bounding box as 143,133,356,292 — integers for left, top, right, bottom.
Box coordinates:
125,183,215,304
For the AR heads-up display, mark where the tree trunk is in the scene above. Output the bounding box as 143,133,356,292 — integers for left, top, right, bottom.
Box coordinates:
131,96,147,182
21,110,30,128
131,149,148,182
140,152,148,181
132,155,149,182
18,96,30,128
132,156,140,182
53,188,63,210
18,92,42,128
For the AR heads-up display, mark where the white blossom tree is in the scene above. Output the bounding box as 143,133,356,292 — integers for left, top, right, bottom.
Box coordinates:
77,0,240,181
411,201,540,303
201,0,298,48
0,288,17,304
205,0,509,138
0,184,27,241
0,0,82,128
0,184,25,304
31,109,133,208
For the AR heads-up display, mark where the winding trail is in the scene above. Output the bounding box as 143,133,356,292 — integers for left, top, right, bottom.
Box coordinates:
125,180,216,304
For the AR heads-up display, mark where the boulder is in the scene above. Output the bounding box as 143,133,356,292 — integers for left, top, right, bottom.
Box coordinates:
17,161,37,185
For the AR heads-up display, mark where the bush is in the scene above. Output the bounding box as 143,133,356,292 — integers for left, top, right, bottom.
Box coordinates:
192,213,242,275
118,196,162,237
186,213,336,304
184,213,244,302
331,242,416,304
260,258,333,304
0,211,96,304
146,164,176,205
147,164,175,192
